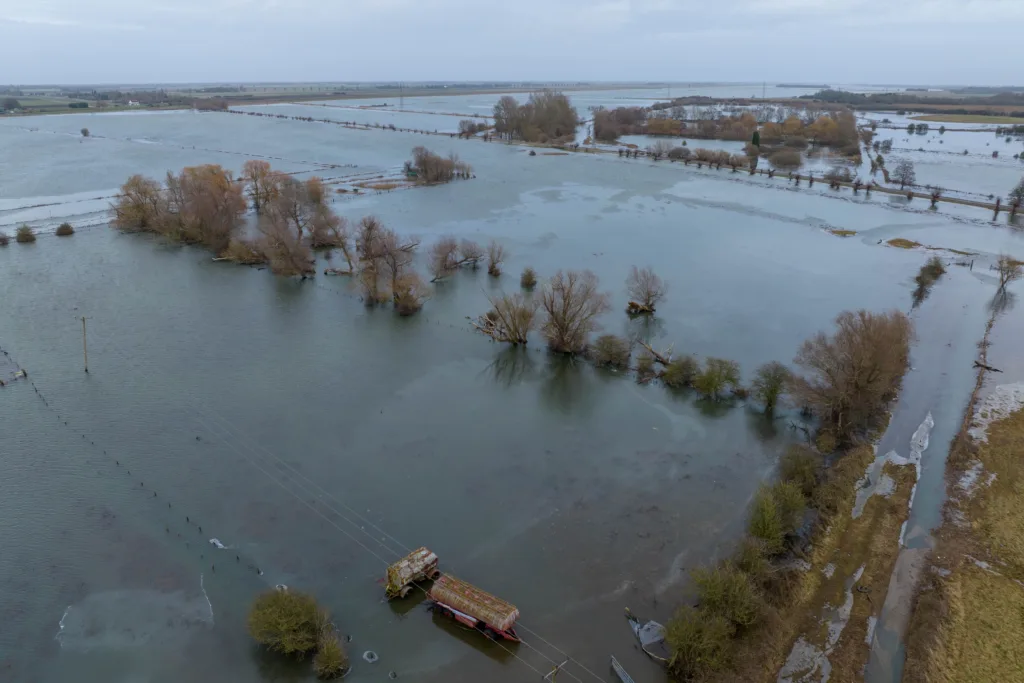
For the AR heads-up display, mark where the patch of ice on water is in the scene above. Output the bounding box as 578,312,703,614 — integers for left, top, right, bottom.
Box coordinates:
865,616,877,646
852,413,932,519
969,383,1024,443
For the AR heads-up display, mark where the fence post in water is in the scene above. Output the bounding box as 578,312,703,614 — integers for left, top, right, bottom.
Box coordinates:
80,316,89,373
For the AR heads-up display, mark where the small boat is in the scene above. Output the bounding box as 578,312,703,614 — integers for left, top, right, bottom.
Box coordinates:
385,547,440,599
610,655,636,683
625,608,671,663
429,574,520,642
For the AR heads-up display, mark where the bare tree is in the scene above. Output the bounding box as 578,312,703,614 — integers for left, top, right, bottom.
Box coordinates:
790,310,913,440
1009,177,1024,215
259,214,315,277
487,240,506,276
428,236,461,281
892,158,916,190
626,266,667,314
751,361,791,413
242,160,278,214
112,174,165,232
472,293,538,344
459,239,484,269
997,253,1022,291
540,270,611,354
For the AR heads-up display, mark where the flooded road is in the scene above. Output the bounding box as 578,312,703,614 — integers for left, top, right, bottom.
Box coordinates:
0,93,1016,682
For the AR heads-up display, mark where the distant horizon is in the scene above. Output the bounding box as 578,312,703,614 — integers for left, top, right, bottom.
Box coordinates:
5,80,1023,91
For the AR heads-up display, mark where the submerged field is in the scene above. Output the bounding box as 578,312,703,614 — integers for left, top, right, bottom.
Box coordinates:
1,91,1023,683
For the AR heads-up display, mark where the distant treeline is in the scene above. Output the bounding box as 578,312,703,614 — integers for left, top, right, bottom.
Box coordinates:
802,88,1024,109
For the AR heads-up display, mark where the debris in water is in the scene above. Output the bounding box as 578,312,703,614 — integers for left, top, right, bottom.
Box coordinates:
363,651,379,663
209,538,227,549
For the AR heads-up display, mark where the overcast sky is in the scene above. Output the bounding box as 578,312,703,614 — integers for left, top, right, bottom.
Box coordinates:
3,0,1022,86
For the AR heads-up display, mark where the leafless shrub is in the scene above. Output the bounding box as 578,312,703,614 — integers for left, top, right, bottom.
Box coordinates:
540,270,611,354
472,293,538,344
223,238,267,265
393,272,429,315
636,353,657,381
15,225,36,243
487,240,506,276
0,232,9,246
591,335,631,369
997,253,1022,291
459,239,483,269
790,310,913,440
520,267,538,290
429,236,461,281
55,222,75,236
824,166,853,184
626,266,667,313
769,149,803,169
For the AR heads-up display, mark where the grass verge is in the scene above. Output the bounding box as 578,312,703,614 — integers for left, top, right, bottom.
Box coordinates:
904,403,1024,683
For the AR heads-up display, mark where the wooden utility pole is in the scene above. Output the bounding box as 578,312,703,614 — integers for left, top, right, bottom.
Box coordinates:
80,316,89,373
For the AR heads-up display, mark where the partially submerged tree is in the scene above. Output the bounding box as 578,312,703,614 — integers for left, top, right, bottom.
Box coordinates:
112,174,165,232
892,158,916,189
626,266,667,314
242,159,278,214
247,589,324,657
520,266,538,290
162,164,247,252
459,239,484,269
313,629,349,679
487,240,506,277
259,213,315,277
790,309,913,440
393,272,429,315
693,358,741,401
996,253,1022,291
80,128,90,137
591,334,631,369
428,236,461,281
751,361,790,413
540,270,611,354
472,293,538,344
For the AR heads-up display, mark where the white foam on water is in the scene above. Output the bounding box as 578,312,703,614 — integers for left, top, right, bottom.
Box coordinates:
208,538,228,549
200,573,214,625
55,605,72,646
969,383,1024,443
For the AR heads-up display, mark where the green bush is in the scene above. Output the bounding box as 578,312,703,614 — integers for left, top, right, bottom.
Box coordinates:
313,633,349,679
751,361,790,413
666,607,733,680
771,480,806,534
662,355,698,388
693,357,741,400
591,334,631,369
55,222,75,236
779,445,820,498
247,589,323,657
693,565,761,629
748,486,785,555
15,225,36,243
733,537,770,579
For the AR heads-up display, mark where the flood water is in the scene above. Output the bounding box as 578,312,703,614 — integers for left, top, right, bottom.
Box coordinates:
1,89,1021,683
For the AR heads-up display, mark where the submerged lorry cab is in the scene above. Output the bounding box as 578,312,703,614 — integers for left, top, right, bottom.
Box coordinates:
428,574,521,642
385,547,440,599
